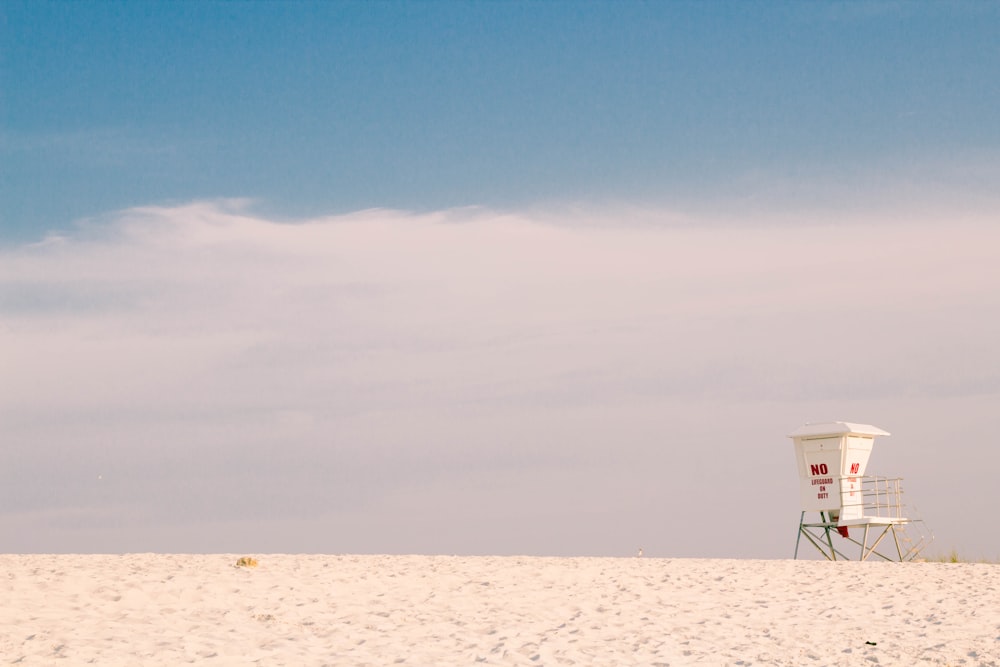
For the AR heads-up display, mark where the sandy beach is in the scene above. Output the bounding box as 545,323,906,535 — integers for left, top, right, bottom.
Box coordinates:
1,555,997,665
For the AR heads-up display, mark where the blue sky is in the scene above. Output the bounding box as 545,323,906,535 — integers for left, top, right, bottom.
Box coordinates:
4,1,998,240
2,2,999,558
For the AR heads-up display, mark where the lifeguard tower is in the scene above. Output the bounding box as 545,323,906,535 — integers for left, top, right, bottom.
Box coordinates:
790,422,931,561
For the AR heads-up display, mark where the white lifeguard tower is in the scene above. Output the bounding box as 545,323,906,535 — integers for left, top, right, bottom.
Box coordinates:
790,422,931,561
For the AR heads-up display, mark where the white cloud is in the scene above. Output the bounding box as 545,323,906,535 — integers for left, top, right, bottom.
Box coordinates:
2,202,999,557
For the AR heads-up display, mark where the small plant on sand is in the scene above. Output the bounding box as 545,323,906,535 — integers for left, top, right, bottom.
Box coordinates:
929,549,963,563
928,549,1000,564
235,556,259,568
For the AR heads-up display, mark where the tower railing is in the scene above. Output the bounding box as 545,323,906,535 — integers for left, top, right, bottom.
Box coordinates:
839,475,907,520
796,475,933,561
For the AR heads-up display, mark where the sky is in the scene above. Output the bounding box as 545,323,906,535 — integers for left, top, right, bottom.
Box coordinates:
1,1,999,558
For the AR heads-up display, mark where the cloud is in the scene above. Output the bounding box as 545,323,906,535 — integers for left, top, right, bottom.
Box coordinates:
2,202,999,556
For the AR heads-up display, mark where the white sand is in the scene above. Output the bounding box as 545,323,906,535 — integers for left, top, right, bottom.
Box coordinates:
1,555,997,665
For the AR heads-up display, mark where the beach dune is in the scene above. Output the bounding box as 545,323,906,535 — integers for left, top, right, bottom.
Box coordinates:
2,554,997,665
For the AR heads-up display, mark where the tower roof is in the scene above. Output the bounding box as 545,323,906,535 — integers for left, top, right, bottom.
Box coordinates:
787,422,890,438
